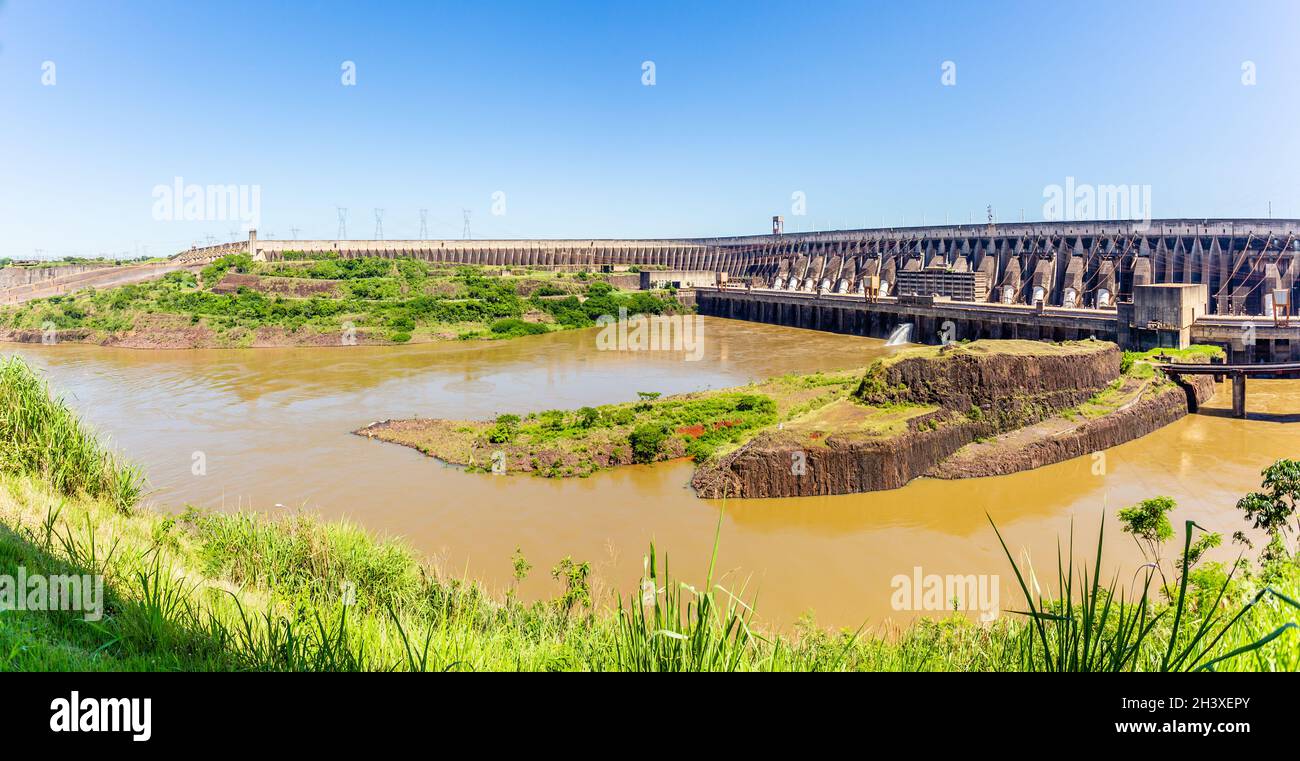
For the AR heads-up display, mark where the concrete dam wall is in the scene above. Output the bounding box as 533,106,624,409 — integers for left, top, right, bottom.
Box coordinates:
174,219,1300,320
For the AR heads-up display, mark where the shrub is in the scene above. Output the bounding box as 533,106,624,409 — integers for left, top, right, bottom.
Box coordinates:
489,318,548,338
602,407,635,426
628,423,669,464
486,414,520,444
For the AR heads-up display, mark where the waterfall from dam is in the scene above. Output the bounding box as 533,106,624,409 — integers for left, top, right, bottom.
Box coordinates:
885,323,914,346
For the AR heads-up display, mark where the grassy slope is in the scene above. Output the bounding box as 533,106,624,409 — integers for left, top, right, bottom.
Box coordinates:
1,355,1297,671
0,254,684,347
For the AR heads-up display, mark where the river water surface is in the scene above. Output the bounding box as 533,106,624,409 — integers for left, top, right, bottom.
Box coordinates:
8,317,1298,630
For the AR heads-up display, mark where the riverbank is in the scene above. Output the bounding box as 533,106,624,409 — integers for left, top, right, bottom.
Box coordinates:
360,339,1222,497
0,254,685,349
1,355,1295,671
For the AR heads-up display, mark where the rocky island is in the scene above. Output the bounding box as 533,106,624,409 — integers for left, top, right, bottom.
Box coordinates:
357,338,1220,499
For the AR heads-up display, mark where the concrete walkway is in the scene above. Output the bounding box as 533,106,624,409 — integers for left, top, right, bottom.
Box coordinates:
0,262,200,305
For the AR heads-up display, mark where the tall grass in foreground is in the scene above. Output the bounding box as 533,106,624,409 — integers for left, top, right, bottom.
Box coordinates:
0,357,143,511
991,516,1300,671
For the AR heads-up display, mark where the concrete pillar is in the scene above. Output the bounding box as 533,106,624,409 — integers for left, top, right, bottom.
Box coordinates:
1232,372,1247,418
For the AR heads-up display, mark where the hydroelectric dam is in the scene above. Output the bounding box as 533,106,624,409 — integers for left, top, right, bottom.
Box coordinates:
173,219,1300,362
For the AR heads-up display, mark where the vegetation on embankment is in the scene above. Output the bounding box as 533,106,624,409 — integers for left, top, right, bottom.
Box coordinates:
0,254,685,348
1,355,1297,671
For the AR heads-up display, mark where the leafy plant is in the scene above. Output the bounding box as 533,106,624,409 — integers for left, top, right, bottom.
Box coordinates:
1236,458,1300,566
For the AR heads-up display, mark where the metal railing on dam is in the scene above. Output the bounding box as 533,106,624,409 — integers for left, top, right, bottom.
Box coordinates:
173,219,1300,319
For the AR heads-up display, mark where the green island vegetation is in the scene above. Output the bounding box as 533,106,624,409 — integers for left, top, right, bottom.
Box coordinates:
359,367,873,478
0,253,684,347
363,339,1180,480
1,355,1297,671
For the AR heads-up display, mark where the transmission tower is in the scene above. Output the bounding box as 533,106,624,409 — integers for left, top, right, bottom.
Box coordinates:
290,226,301,239
374,208,385,240
337,207,348,239
462,209,472,239
228,226,239,242
419,209,429,240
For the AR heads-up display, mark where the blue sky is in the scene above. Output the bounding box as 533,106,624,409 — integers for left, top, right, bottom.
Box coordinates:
2,0,1299,258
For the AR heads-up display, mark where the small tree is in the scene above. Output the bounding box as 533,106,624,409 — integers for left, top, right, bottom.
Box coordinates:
1236,458,1300,566
511,547,532,582
551,556,591,617
1117,496,1221,600
1118,496,1176,566
506,546,532,606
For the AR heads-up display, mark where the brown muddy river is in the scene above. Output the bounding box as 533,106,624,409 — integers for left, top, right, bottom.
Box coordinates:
7,317,1295,630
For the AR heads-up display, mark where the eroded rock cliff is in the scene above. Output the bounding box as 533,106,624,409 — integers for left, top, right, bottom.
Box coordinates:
692,341,1206,499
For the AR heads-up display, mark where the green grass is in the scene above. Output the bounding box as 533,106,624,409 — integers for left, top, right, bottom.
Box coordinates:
0,355,1297,672
0,356,142,511
0,256,686,346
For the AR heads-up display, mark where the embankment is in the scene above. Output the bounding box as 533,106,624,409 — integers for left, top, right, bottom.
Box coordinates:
694,340,1123,498
928,374,1216,480
690,418,982,498
691,341,1225,498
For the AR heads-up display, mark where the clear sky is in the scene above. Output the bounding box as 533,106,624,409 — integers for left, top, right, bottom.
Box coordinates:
3,0,1299,258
